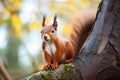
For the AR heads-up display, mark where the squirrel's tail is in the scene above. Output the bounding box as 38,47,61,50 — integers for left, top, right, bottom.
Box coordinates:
69,12,96,56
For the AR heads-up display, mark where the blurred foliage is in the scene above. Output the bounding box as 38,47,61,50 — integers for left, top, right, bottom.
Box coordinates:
0,0,101,79
11,13,22,38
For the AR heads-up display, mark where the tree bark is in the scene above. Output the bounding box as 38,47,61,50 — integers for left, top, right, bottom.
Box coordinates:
23,0,120,80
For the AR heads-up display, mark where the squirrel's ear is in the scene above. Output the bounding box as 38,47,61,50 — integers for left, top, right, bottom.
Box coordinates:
42,15,46,27
53,14,58,28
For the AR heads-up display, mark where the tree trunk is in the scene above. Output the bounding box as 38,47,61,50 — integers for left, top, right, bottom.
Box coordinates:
23,0,120,80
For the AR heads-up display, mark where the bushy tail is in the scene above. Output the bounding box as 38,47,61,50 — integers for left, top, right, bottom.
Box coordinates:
69,12,96,56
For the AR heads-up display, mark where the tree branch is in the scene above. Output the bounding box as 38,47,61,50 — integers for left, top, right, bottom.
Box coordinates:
23,63,82,80
0,63,12,80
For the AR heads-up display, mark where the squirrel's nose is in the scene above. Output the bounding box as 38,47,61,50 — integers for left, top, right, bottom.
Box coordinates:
44,36,47,39
43,34,50,41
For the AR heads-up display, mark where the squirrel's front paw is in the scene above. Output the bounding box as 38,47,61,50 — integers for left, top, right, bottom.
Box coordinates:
65,59,73,63
51,64,57,69
44,64,51,70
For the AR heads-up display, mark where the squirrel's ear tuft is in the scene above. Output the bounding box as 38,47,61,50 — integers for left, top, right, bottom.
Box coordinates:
53,14,58,28
42,15,46,27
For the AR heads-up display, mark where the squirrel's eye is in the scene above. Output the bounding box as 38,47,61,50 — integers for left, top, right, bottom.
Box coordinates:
51,30,54,33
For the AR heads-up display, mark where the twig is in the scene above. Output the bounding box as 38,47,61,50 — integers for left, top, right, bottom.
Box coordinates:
0,63,12,80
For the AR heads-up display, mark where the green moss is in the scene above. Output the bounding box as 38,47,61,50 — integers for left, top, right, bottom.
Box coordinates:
60,63,74,79
23,63,75,80
40,70,55,80
23,72,42,80
23,70,55,80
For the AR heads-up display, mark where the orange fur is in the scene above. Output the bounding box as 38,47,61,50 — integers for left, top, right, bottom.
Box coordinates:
65,40,74,63
41,13,96,70
51,38,65,69
42,42,51,69
69,12,96,56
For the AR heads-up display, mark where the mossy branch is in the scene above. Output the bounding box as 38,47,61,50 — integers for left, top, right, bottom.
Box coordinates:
23,63,82,80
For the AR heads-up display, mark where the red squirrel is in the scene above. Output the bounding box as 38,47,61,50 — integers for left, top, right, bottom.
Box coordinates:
41,13,96,70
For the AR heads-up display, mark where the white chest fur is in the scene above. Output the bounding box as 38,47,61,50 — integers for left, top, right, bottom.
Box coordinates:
45,42,56,56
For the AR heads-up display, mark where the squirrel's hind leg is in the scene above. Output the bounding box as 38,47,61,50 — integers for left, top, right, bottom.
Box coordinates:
65,40,74,63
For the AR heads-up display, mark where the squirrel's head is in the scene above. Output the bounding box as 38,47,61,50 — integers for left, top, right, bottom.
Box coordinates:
41,14,58,43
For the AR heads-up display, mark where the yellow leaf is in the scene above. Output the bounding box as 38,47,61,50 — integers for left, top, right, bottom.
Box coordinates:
7,0,22,11
4,7,10,14
11,13,22,39
14,0,22,10
68,0,74,3
62,24,72,36
81,0,89,6
38,64,44,70
6,5,13,12
49,2,56,10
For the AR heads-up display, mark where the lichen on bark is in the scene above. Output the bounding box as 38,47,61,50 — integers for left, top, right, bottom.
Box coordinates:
23,63,79,80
